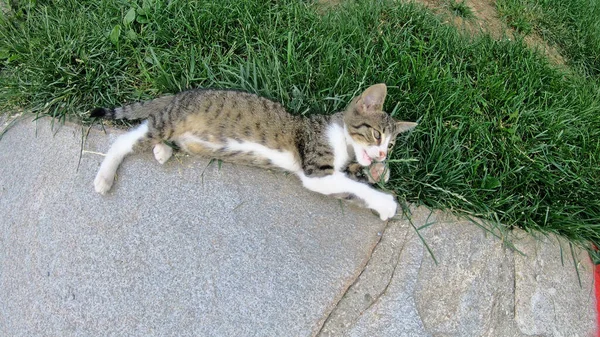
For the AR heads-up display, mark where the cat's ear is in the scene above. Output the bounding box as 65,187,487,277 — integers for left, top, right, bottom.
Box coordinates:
395,121,418,135
356,83,387,113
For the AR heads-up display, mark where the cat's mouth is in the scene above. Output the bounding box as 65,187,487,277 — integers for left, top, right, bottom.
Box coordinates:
362,150,372,165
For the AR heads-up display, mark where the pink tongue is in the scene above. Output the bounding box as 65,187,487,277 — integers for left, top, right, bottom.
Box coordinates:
363,151,372,165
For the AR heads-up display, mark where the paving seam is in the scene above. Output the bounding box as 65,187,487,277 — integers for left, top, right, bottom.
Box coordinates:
346,221,413,329
312,220,391,337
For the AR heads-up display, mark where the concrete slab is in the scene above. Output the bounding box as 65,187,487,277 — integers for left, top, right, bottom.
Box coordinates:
513,231,596,336
0,117,596,337
319,207,596,337
318,208,428,337
0,117,386,336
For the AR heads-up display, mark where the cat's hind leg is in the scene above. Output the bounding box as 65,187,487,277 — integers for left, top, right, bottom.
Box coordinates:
153,142,173,164
94,121,149,194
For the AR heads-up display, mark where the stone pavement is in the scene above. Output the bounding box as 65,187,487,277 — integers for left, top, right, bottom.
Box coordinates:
0,116,596,336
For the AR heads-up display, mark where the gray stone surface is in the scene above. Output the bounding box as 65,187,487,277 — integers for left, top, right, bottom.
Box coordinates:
0,117,596,337
319,208,596,337
513,231,596,336
318,208,428,337
413,215,523,337
345,216,431,337
0,118,386,336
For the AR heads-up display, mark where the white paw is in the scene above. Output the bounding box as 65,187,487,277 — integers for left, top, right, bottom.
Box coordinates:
370,193,397,221
153,143,173,164
94,173,114,194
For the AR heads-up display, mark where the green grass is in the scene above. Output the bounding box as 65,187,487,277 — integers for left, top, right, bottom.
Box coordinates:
497,0,600,77
447,0,474,19
496,0,538,34
1,0,599,246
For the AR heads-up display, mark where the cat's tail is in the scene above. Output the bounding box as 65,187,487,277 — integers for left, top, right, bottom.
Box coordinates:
90,95,174,120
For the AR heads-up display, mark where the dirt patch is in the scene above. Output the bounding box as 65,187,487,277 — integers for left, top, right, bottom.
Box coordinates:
318,0,565,66
522,33,565,66
413,0,565,65
420,0,506,38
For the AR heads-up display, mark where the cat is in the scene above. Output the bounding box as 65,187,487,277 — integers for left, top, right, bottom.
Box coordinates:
91,83,417,220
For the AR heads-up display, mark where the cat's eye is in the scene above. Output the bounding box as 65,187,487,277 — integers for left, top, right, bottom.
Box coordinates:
372,129,381,141
388,142,395,149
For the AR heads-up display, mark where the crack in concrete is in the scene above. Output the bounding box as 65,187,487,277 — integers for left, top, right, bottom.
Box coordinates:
312,220,392,337
314,219,413,337
346,229,409,330
408,240,429,334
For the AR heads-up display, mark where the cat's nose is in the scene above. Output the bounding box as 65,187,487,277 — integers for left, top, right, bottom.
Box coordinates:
378,150,386,160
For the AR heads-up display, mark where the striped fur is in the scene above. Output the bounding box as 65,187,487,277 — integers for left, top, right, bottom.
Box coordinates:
92,84,417,220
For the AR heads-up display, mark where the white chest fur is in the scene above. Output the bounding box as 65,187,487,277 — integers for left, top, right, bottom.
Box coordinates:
326,123,351,172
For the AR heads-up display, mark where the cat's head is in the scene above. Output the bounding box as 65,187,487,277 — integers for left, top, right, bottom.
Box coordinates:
344,83,417,166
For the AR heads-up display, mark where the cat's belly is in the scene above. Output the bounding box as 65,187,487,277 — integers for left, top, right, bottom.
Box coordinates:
175,132,301,172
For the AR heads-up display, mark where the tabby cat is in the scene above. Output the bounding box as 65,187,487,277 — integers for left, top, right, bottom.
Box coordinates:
91,83,417,220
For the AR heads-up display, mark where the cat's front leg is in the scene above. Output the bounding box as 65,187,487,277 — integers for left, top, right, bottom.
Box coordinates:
365,188,396,220
299,171,397,220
